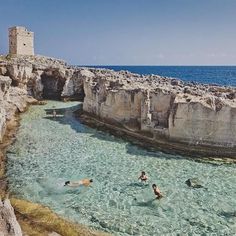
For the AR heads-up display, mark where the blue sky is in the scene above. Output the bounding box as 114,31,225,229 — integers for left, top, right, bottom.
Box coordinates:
0,0,236,65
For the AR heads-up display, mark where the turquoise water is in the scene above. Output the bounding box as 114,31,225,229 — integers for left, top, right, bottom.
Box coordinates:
6,101,236,235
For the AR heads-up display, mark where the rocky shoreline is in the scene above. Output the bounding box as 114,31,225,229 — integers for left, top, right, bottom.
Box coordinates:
0,54,236,235
0,104,109,236
10,198,110,236
0,72,35,235
1,55,235,157
76,110,236,163
0,55,109,235
81,68,236,155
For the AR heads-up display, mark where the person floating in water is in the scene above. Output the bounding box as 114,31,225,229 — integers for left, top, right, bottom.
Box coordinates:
64,179,93,187
138,171,148,182
152,184,163,199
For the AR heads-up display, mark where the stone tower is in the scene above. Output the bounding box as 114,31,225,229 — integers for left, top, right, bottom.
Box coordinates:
8,26,34,56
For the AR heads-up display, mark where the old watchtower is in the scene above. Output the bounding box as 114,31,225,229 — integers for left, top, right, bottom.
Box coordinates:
8,26,34,56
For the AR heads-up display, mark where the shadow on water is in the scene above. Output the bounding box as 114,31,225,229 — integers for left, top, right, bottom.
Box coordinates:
63,188,82,195
44,105,181,160
44,105,133,145
134,198,157,208
43,104,233,164
44,104,94,134
125,142,169,159
218,211,236,219
44,103,82,114
119,182,149,196
184,218,214,232
127,182,149,188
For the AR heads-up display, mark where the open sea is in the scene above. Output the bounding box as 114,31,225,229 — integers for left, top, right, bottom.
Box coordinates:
84,66,236,86
6,67,236,235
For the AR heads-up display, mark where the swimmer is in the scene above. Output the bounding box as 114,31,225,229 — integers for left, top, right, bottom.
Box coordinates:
138,171,148,182
152,184,163,199
64,179,93,187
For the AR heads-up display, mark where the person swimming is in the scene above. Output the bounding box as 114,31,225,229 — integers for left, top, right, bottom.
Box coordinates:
138,171,148,182
152,184,163,199
64,179,93,187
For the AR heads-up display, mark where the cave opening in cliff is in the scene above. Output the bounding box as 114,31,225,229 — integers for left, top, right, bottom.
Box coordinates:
41,73,65,100
76,87,85,102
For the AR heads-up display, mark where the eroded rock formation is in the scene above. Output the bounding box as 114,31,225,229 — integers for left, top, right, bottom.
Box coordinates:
0,199,22,236
1,55,236,156
0,54,235,234
82,68,236,154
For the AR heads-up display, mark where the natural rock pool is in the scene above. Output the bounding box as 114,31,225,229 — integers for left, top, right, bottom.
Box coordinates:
6,101,236,235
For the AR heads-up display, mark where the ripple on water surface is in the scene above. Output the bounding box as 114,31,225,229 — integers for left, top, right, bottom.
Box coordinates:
6,101,236,235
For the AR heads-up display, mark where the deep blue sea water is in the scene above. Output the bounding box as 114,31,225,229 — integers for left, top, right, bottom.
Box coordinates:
84,66,236,86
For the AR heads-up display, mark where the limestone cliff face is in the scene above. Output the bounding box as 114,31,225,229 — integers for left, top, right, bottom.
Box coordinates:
0,108,6,143
0,199,22,236
0,54,235,234
0,76,11,142
0,56,85,101
82,69,236,152
0,75,34,142
83,73,144,130
0,58,39,235
169,98,236,147
7,64,33,88
0,55,85,143
0,54,236,152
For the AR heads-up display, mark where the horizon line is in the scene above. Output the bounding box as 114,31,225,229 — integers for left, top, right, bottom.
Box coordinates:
78,64,236,67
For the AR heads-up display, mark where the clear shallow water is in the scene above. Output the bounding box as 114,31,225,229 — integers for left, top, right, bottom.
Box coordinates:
85,66,236,86
6,101,236,235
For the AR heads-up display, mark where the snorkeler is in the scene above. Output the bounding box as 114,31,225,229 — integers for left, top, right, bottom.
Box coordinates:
152,184,163,199
64,179,93,187
138,171,148,182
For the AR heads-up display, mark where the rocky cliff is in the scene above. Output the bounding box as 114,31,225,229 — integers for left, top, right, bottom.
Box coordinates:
0,54,108,236
1,55,236,157
0,199,22,236
81,68,236,156
0,58,37,235
0,54,235,234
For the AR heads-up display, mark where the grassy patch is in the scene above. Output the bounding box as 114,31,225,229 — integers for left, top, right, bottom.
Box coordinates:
11,198,110,236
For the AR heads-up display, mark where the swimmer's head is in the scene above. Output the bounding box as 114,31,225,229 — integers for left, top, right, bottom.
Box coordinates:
152,184,157,189
90,179,93,183
142,171,146,175
64,181,70,186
